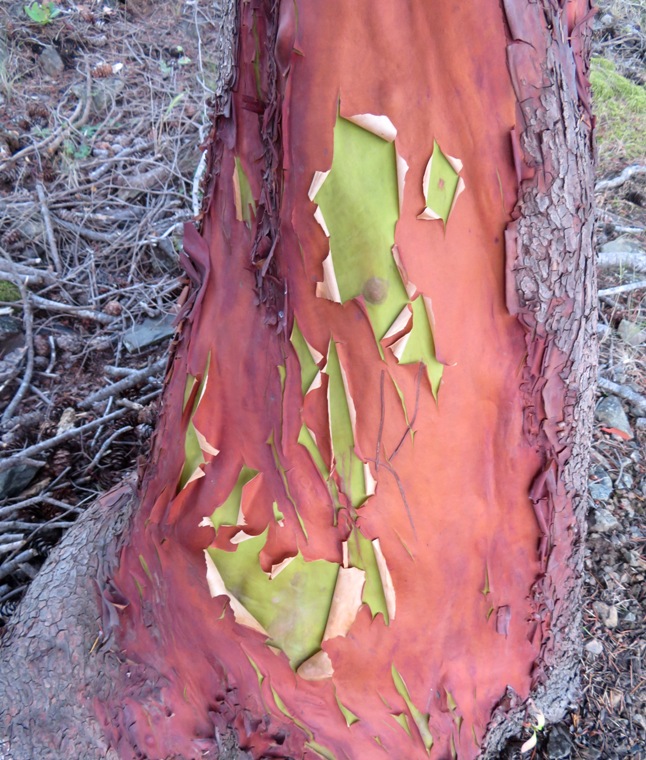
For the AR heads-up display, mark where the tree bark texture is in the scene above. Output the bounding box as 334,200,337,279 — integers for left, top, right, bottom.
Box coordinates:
0,1,596,758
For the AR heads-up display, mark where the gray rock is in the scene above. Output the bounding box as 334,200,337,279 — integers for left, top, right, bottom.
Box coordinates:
0,461,41,499
616,470,633,490
39,46,64,77
91,79,125,114
596,323,612,340
600,235,646,256
124,314,175,353
585,639,603,655
589,465,613,501
547,725,572,760
591,507,620,533
0,315,22,342
595,395,632,438
593,601,618,629
618,319,646,348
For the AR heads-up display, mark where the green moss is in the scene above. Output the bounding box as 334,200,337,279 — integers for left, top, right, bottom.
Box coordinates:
0,280,20,302
591,57,646,166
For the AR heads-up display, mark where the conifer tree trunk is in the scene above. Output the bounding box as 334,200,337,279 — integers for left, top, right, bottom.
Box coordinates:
0,1,597,758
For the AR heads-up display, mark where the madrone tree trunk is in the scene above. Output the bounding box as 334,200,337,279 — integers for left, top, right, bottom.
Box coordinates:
0,1,597,757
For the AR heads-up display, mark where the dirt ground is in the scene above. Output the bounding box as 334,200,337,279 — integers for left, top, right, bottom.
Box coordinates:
0,2,644,759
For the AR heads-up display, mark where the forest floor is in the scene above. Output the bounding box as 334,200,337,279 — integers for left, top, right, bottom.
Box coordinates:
0,1,644,759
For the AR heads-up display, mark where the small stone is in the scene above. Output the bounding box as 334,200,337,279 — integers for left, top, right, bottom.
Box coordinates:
547,724,572,759
593,602,618,629
618,319,646,348
585,639,603,655
0,462,41,499
124,314,175,352
595,395,632,438
600,235,645,256
91,78,125,113
616,470,633,490
624,612,636,623
589,465,613,501
0,314,22,340
633,713,646,732
56,408,77,436
591,507,620,533
596,323,612,340
39,46,64,77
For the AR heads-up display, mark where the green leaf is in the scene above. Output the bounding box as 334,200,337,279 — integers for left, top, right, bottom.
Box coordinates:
24,2,60,24
313,116,409,340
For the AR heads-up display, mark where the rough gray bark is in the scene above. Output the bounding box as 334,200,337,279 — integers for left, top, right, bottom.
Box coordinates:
0,483,134,760
482,1,597,754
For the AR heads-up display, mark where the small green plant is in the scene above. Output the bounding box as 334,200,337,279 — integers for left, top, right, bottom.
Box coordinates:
24,1,61,25
520,702,545,754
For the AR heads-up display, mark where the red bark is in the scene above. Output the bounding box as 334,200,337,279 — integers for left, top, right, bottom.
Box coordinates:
88,1,596,758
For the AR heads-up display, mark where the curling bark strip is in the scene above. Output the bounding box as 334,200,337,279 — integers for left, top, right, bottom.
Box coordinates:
91,1,596,758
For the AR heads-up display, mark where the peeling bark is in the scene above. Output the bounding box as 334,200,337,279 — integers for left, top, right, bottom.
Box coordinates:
0,1,596,758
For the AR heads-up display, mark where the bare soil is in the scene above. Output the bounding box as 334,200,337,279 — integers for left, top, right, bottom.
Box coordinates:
0,2,644,759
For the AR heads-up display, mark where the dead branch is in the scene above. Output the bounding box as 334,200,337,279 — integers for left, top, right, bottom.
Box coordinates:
595,164,646,193
35,184,62,275
0,408,129,474
29,293,117,325
598,280,646,297
598,376,646,417
0,549,38,583
79,358,166,409
85,425,133,471
597,250,646,273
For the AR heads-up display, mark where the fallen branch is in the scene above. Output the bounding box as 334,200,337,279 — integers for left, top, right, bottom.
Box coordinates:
35,184,63,275
29,293,117,325
0,496,82,519
0,408,129,474
0,256,58,286
79,358,166,409
597,250,646,273
85,425,133,471
598,376,646,417
51,214,127,244
595,164,646,193
598,279,646,297
0,549,38,584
